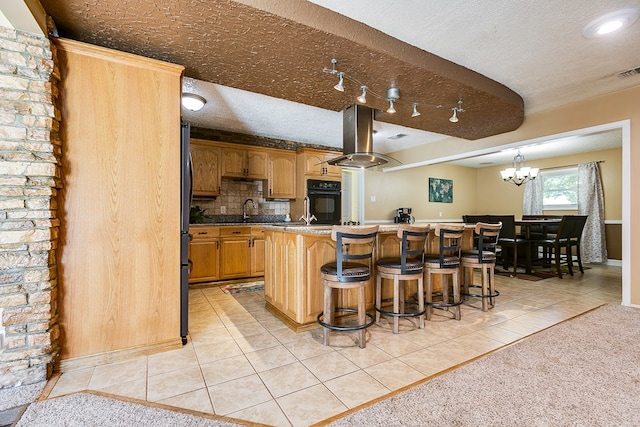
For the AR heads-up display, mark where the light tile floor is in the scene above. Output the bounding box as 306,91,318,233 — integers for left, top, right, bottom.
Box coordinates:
49,264,621,426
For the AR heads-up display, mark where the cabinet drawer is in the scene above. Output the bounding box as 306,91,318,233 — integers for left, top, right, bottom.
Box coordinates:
189,226,220,240
220,226,252,237
251,226,264,237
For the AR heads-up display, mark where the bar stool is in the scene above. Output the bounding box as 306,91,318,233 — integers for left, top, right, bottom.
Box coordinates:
460,222,502,311
375,224,430,334
424,223,465,321
317,225,379,348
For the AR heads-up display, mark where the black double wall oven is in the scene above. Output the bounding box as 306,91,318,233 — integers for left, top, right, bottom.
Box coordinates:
307,179,341,225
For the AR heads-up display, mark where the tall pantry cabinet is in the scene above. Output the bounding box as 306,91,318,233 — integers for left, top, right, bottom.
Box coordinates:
55,38,184,369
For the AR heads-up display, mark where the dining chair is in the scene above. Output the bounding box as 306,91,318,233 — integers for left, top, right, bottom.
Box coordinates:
492,215,527,277
375,224,430,333
317,225,379,348
460,222,502,311
537,215,588,278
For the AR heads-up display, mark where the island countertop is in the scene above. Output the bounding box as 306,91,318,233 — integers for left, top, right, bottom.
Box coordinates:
262,222,474,331
262,222,472,234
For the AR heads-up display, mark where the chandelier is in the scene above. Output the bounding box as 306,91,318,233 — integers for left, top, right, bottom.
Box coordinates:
500,150,539,186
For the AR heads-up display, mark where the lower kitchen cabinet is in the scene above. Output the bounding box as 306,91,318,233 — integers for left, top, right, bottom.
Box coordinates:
190,225,266,282
188,226,220,283
250,226,265,276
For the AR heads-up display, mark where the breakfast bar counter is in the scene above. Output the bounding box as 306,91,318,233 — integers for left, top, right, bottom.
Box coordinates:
262,223,474,331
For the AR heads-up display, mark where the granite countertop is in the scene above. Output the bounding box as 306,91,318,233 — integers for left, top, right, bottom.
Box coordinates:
262,222,474,234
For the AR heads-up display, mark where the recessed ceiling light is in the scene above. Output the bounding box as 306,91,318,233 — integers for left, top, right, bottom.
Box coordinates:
181,93,207,111
582,8,640,38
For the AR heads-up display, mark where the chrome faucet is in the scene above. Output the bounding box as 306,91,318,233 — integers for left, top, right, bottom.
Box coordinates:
299,196,317,226
243,198,257,222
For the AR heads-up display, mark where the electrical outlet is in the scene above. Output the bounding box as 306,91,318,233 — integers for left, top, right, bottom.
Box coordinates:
439,211,443,217
220,206,226,214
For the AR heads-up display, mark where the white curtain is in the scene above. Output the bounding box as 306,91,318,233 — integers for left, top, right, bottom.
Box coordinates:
578,162,607,263
522,177,543,215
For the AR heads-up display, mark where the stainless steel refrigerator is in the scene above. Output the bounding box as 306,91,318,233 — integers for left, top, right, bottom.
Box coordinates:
180,122,192,345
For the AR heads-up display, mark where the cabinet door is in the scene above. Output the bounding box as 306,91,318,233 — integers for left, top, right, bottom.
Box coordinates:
251,236,265,277
191,144,220,197
303,151,341,179
188,239,220,283
268,152,296,199
220,147,246,178
246,150,268,180
220,237,252,278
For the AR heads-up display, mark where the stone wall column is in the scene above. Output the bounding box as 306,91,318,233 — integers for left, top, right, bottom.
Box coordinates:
0,26,60,389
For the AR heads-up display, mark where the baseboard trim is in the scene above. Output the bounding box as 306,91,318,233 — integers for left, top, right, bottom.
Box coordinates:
56,339,182,373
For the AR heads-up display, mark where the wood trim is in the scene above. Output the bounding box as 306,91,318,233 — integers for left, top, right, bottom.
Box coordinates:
54,38,184,76
56,339,182,373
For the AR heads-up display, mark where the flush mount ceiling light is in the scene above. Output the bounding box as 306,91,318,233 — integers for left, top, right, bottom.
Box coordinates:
500,150,539,186
323,58,463,122
181,93,207,111
582,8,640,38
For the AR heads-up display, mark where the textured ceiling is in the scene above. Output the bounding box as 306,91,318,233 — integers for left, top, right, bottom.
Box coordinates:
32,0,637,161
38,0,523,141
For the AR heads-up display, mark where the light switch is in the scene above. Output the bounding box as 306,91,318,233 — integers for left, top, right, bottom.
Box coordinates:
370,195,376,202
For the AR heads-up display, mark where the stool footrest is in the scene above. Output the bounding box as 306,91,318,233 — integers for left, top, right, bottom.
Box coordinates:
317,308,375,332
462,285,500,299
427,291,463,308
375,300,426,318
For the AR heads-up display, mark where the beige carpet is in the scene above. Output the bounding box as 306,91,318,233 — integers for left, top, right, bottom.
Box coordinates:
320,304,640,426
14,391,261,427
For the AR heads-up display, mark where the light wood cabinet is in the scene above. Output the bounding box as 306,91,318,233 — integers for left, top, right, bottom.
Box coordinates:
267,151,296,199
220,226,253,279
55,38,184,363
188,226,220,283
221,146,268,180
250,226,265,277
191,142,220,197
299,149,342,179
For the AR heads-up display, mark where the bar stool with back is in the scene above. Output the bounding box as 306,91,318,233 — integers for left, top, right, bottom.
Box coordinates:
375,224,430,334
424,223,466,321
317,225,379,348
460,222,502,311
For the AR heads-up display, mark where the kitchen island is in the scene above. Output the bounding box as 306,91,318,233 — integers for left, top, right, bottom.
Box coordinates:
262,223,474,331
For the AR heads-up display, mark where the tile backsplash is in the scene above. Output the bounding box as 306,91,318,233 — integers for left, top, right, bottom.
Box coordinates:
191,178,290,217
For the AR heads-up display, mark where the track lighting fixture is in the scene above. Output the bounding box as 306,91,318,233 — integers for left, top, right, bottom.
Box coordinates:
357,86,367,103
334,72,345,92
449,100,465,123
387,100,396,114
323,58,466,123
411,103,421,118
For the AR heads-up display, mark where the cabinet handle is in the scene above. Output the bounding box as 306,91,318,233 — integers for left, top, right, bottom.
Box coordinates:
197,231,207,235
248,238,252,248
216,241,220,249
232,231,241,234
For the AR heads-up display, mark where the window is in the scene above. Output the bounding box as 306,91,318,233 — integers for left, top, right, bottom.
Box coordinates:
541,167,578,210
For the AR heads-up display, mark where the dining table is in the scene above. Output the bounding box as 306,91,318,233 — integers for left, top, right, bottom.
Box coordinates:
514,218,562,274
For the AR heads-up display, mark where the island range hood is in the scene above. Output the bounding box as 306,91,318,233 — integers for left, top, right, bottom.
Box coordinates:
327,104,401,170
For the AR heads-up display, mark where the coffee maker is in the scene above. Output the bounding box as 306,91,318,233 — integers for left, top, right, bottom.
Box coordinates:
394,207,414,223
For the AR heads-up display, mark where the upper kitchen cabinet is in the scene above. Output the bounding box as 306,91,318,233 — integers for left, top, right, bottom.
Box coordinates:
221,146,268,180
54,38,183,367
298,148,342,180
190,140,221,198
267,151,296,199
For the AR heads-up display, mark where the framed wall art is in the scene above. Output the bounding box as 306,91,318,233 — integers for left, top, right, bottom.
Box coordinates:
428,177,453,203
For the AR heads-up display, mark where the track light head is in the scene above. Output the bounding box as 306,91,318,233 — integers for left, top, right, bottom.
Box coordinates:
411,103,421,118
334,73,344,92
449,108,458,123
357,86,367,103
